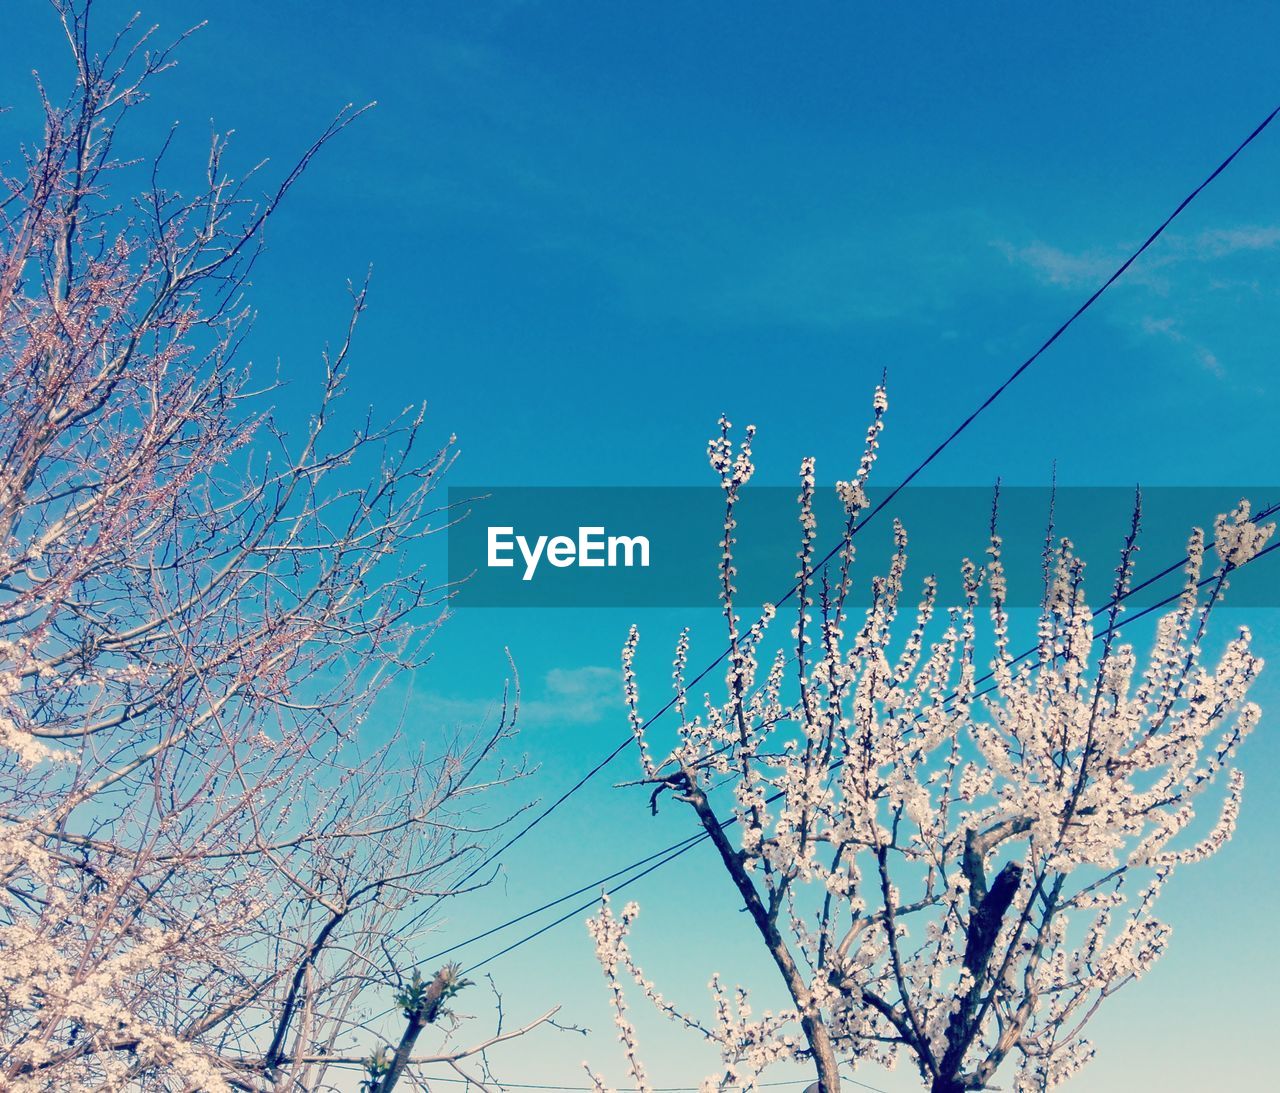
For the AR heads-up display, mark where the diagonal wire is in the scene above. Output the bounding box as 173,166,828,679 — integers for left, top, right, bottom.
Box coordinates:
446,532,1280,974
414,102,1280,930
405,494,1280,970
365,109,1280,1045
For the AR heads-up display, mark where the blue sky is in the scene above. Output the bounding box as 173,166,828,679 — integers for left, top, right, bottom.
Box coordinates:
4,2,1280,1089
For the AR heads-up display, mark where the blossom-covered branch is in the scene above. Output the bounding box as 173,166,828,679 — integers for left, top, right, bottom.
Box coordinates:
592,390,1267,1092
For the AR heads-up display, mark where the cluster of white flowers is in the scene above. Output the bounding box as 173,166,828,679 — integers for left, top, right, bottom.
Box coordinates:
586,896,807,1091
1213,500,1275,567
586,897,653,1093
0,817,241,1091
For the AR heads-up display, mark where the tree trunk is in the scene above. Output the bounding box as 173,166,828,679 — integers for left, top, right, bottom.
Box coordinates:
803,1010,841,1092
682,775,841,1091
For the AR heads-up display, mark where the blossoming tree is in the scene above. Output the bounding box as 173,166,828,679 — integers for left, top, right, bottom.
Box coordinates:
0,4,550,1089
590,393,1269,1092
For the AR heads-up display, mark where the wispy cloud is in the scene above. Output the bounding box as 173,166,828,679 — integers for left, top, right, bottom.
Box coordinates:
998,223,1280,288
995,223,1280,377
994,240,1120,288
1193,225,1280,258
410,665,620,734
1139,315,1224,378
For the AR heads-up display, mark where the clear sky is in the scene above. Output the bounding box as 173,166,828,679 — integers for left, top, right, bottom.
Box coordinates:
4,2,1280,1089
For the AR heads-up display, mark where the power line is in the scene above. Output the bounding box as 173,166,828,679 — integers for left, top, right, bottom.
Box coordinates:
418,831,706,966
372,104,1280,1045
466,825,706,973
962,496,1280,703
415,101,1279,931
442,519,1280,973
383,98,1280,1011
356,109,1280,1086
386,1072,887,1092
417,491,1280,968
409,496,1280,967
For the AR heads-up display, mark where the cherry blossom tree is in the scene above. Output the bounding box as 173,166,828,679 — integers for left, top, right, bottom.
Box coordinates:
590,391,1269,1092
0,4,550,1089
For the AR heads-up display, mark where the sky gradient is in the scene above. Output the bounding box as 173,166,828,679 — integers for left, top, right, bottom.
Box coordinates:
4,2,1279,1089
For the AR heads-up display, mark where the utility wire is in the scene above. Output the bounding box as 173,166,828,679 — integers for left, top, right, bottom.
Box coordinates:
414,102,1280,930
411,496,1280,969
418,832,707,965
335,1065,888,1092
372,107,1280,1050
963,496,1280,699
446,533,1280,974
398,1074,887,1091
465,826,707,973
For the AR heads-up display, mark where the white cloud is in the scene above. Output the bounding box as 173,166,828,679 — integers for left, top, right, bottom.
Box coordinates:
410,665,620,734
536,666,620,724
1193,225,1280,258
1139,315,1225,379
995,222,1280,378
995,240,1120,289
